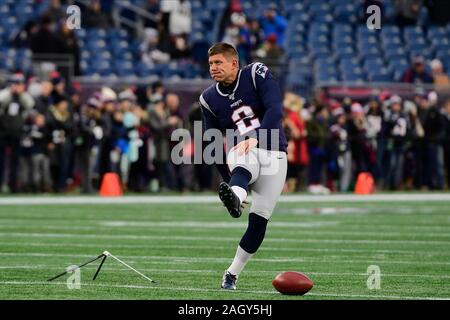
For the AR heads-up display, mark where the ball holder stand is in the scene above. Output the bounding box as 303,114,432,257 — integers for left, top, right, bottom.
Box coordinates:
47,251,156,283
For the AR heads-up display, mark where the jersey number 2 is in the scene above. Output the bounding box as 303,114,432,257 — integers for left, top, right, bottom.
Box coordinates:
231,106,261,135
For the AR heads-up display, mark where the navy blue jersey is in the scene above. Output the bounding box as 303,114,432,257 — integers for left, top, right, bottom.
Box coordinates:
199,62,288,153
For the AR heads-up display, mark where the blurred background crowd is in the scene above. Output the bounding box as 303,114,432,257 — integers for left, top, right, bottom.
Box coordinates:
0,0,450,193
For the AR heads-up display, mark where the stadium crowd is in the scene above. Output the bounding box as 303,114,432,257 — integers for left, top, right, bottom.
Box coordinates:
1,0,450,194
1,71,450,194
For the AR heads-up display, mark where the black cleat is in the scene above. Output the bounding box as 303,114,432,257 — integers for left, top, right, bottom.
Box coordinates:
218,182,242,218
221,271,238,290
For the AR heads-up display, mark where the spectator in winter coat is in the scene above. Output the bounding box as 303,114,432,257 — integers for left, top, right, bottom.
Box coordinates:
0,73,35,192
282,92,309,192
402,56,433,84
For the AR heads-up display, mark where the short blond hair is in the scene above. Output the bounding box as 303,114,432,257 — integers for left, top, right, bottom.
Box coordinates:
208,42,238,61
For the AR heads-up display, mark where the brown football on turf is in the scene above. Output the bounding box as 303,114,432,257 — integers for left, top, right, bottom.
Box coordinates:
272,271,314,295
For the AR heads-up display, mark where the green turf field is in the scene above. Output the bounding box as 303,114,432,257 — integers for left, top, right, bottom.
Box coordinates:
0,196,449,300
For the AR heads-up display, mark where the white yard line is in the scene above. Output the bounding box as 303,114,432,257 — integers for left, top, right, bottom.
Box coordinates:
0,281,448,300
2,224,450,239
2,241,450,256
1,231,449,245
3,242,450,259
1,252,450,266
0,221,340,230
2,218,450,233
2,265,450,280
0,193,449,205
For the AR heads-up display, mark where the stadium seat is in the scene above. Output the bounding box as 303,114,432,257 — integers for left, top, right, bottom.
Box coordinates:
358,35,378,47
290,57,313,70
333,23,353,34
435,49,450,62
3,0,443,85
409,48,434,61
309,22,330,35
309,46,331,59
358,45,382,59
385,47,408,60
286,72,310,87
342,72,366,82
137,65,158,77
288,22,307,36
206,0,228,11
333,34,354,49
383,42,403,53
284,1,306,15
363,58,385,71
316,72,339,83
334,3,358,23
407,43,428,53
404,26,424,39
315,56,336,67
431,37,450,51
87,28,107,40
335,46,356,59
287,34,305,47
382,25,401,37
308,35,329,47
340,57,360,69
309,2,332,16
107,29,129,41
290,12,311,25
357,25,379,38
406,36,427,45
86,39,107,51
368,69,393,82
427,26,447,39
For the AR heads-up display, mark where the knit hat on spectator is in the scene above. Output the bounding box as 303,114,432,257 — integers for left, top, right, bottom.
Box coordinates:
389,95,402,105
151,81,163,91
378,90,391,102
430,59,443,71
87,96,101,108
266,33,277,43
53,94,68,106
414,87,427,99
9,72,26,84
100,87,117,102
332,107,345,118
350,102,364,113
67,81,81,96
412,55,425,65
231,12,246,26
50,71,64,85
118,89,137,102
150,93,163,104
428,91,438,105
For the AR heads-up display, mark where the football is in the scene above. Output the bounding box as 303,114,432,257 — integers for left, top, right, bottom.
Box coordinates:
272,271,314,295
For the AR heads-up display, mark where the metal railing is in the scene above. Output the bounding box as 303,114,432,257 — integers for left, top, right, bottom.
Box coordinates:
75,0,158,38
32,53,75,82
316,81,450,102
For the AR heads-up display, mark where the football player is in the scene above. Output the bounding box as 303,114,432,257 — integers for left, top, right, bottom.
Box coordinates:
199,43,288,290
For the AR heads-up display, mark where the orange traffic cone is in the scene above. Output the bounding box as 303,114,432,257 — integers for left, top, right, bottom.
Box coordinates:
354,172,375,195
99,172,123,197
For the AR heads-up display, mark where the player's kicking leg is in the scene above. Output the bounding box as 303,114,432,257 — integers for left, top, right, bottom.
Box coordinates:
218,167,251,218
221,149,287,290
219,148,259,219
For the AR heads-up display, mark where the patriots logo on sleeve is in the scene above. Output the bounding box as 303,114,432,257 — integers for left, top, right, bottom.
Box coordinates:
255,63,268,78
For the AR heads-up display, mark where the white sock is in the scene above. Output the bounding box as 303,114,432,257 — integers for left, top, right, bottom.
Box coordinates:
231,186,247,203
227,246,253,276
